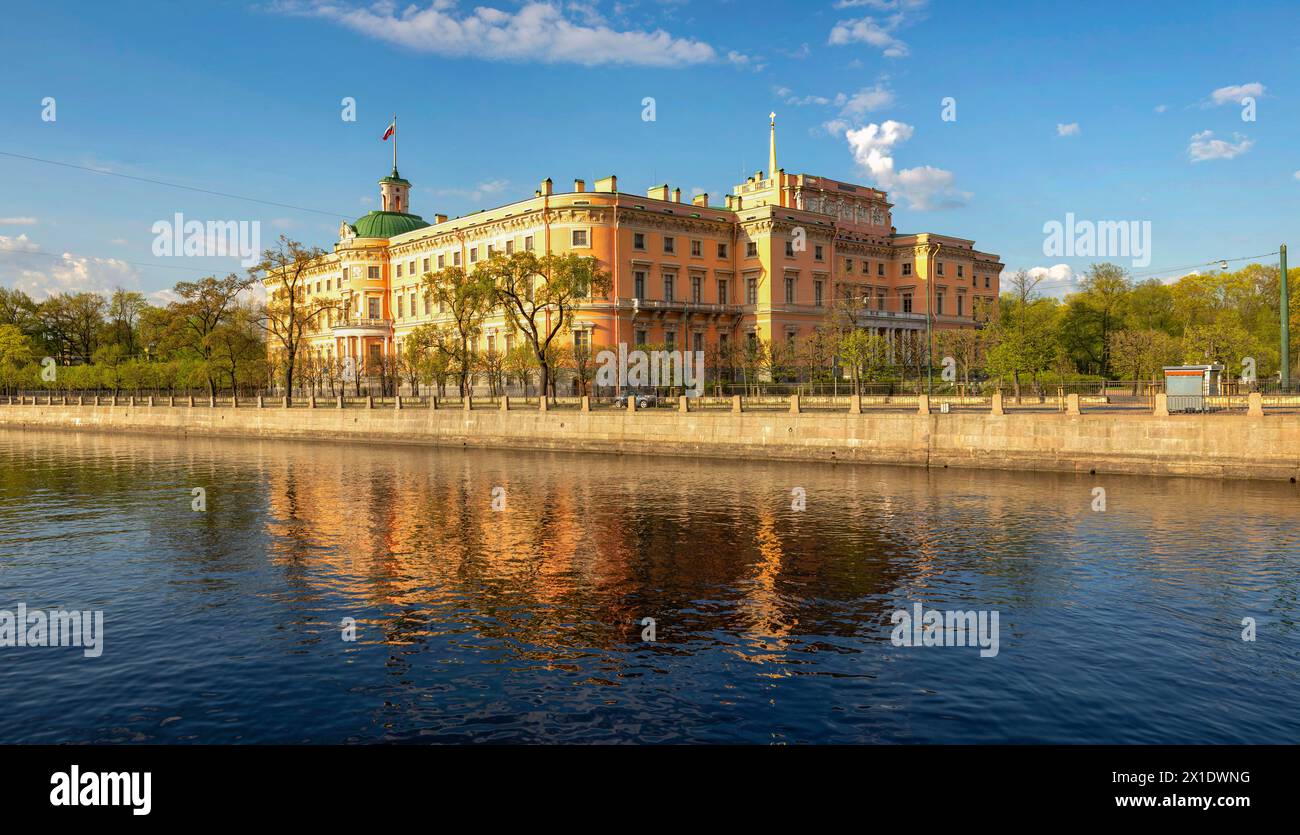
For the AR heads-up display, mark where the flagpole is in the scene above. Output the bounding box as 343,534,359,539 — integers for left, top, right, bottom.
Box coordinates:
392,114,397,173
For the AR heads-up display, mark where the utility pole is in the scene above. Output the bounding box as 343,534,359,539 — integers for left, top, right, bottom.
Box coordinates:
1282,244,1290,391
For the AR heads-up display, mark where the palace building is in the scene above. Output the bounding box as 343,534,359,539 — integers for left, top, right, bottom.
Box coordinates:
271,116,1002,384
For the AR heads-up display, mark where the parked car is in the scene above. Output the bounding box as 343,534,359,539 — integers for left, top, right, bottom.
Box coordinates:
613,390,658,409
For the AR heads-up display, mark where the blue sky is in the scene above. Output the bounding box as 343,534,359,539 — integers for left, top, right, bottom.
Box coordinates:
1,0,1296,301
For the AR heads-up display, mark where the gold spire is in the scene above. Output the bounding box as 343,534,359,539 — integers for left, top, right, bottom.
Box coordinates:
768,111,777,182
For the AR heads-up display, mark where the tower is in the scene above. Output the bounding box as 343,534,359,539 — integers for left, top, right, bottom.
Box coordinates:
379,167,411,214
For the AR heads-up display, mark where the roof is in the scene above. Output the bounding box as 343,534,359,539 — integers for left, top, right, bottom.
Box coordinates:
349,210,429,239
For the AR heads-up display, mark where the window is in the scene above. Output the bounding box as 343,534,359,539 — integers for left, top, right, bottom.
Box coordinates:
525,235,535,252
984,275,991,289
423,295,430,315
326,279,331,291
785,240,795,257
397,296,404,317
746,241,757,258
453,251,461,266
634,271,646,299
691,275,702,303
691,239,702,257
718,279,728,304
717,242,728,259
902,292,913,313
902,263,912,276
957,264,964,278
936,292,944,315
573,330,590,354
437,254,445,270
846,258,854,273
410,292,416,316
814,280,823,307
785,277,795,304
693,332,704,353
663,236,675,254
877,291,885,310
342,267,349,282
665,331,676,351
877,262,885,277
505,240,514,255
487,244,495,257
814,245,824,261
423,257,430,273
368,298,380,318
746,277,758,305
396,263,402,278
635,329,648,346
470,247,478,264
663,273,675,301
571,229,588,247
634,232,646,250
957,294,964,317
368,266,379,280
408,260,415,275
937,262,945,276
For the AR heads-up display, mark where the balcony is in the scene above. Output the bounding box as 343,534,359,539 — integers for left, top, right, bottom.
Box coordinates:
332,317,392,337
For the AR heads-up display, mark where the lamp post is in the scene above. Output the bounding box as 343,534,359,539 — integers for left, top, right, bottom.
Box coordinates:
1279,244,1291,392
926,241,940,396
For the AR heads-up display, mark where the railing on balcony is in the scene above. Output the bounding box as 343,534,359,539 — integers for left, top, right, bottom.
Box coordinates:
332,317,392,331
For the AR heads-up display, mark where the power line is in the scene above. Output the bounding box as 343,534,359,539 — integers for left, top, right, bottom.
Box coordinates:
0,150,348,219
0,247,237,275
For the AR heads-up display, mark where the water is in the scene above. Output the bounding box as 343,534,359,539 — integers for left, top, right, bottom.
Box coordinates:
0,428,1296,744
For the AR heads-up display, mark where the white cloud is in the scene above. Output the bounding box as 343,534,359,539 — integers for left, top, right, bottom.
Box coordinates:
840,84,895,118
845,120,969,210
0,217,37,226
1208,82,1265,106
1056,122,1080,137
827,0,927,57
999,264,1080,298
0,235,139,298
273,0,742,68
1154,104,1167,113
822,118,852,138
434,179,511,203
1187,130,1253,162
1294,170,1300,181
109,238,128,246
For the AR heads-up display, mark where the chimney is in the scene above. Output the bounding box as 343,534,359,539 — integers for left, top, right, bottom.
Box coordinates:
574,179,586,193
692,193,709,207
540,177,553,196
755,170,764,181
434,213,448,224
671,187,681,203
595,175,617,193
648,184,670,201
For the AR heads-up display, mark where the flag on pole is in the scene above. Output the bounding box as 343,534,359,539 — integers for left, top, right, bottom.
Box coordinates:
382,122,395,141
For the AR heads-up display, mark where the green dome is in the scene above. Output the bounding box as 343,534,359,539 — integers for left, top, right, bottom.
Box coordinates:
350,210,429,239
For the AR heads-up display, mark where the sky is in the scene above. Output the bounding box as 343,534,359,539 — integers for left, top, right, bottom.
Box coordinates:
0,0,1297,303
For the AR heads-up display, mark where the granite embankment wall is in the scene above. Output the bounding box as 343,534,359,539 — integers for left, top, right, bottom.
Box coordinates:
0,401,1296,480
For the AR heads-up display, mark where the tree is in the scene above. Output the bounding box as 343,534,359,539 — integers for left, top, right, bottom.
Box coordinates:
169,273,250,398
108,288,148,355
1108,329,1182,394
480,251,611,403
1077,262,1131,376
985,270,1059,399
421,264,496,397
210,302,266,396
936,327,984,390
252,236,331,402
837,329,889,394
0,324,35,394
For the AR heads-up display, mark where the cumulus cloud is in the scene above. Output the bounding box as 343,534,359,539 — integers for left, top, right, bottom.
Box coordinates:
780,82,894,117
1207,82,1265,106
0,217,38,226
1154,104,1167,113
272,0,743,68
1187,130,1253,162
1056,122,1080,137
999,264,1080,299
0,235,139,298
845,120,969,210
827,0,928,58
1294,170,1300,181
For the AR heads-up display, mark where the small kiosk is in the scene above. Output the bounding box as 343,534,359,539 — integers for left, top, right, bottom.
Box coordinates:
1162,364,1223,412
